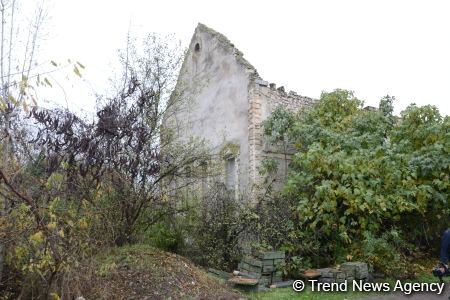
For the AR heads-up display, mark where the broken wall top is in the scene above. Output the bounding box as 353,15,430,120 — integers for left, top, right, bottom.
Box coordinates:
193,23,260,80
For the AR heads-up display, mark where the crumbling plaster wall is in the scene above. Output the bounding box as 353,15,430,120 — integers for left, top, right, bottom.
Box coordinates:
171,24,258,194
169,23,317,198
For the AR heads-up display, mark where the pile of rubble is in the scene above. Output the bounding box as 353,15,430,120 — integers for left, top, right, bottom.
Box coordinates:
226,253,369,292
317,262,369,283
229,251,285,291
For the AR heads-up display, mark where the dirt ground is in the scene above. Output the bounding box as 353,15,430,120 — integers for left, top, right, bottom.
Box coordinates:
70,245,244,300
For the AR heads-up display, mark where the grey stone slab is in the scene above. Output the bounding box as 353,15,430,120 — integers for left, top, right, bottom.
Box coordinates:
317,268,336,278
242,256,263,267
263,259,274,267
318,277,335,283
240,270,262,279
262,265,275,273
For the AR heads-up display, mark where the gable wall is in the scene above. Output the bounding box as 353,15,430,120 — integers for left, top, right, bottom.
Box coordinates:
168,24,317,199
169,24,257,194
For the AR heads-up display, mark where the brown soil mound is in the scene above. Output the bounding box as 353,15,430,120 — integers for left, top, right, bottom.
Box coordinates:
69,245,244,300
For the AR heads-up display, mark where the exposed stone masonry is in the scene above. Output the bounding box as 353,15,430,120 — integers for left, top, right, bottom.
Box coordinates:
247,79,317,192
254,79,317,113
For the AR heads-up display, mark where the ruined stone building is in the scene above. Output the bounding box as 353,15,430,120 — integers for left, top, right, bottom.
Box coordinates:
167,23,316,199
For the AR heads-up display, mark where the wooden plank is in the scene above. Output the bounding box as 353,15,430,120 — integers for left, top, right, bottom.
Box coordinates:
229,277,259,286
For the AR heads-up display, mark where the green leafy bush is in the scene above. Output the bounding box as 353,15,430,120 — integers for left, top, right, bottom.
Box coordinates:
358,229,408,277
147,222,184,252
263,90,450,276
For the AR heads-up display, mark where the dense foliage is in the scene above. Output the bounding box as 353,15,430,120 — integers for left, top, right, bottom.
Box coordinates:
263,89,449,275
0,2,448,294
0,32,210,298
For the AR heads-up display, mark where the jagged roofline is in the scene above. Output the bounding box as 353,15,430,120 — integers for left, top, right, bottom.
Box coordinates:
188,23,260,79
179,23,316,102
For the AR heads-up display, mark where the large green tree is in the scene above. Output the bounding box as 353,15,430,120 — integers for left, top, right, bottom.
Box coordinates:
264,89,449,269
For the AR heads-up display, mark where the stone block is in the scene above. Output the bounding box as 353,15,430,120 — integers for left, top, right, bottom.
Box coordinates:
355,267,369,279
262,265,275,274
340,262,369,280
332,269,345,277
318,277,335,283
208,268,232,279
240,271,262,279
341,268,355,278
317,268,335,278
263,259,274,267
242,256,263,268
334,271,346,283
356,272,369,280
239,262,250,271
273,258,285,266
243,264,262,273
258,275,271,287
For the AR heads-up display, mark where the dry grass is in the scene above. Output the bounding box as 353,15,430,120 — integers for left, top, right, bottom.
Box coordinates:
61,244,244,300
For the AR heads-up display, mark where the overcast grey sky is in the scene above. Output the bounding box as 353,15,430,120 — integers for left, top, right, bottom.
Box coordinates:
40,0,450,116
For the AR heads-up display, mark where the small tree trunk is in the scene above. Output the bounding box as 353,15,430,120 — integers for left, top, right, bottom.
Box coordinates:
0,215,4,286
0,113,12,284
